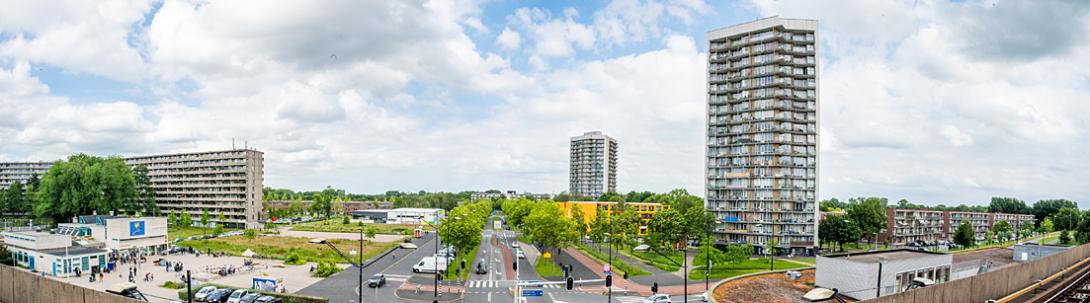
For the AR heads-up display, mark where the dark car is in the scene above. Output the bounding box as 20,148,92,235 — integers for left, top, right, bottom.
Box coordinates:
368,274,386,288
205,289,234,303
475,262,488,274
240,293,262,303
254,296,283,303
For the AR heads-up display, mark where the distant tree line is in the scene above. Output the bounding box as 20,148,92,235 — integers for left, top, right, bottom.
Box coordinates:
0,154,157,223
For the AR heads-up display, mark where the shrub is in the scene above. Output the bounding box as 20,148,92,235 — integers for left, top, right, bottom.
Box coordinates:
284,252,306,265
313,260,341,277
342,216,350,224
161,281,185,289
244,229,257,240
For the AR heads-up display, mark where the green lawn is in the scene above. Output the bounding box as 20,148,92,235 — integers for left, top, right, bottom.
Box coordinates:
630,249,682,272
442,244,481,281
535,258,565,277
790,257,816,265
688,258,809,280
575,244,650,277
517,235,531,245
942,232,1057,253
178,235,396,265
168,226,238,241
289,217,425,235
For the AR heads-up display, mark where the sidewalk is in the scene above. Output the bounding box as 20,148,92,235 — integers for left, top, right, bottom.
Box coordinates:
562,247,705,296
396,281,464,302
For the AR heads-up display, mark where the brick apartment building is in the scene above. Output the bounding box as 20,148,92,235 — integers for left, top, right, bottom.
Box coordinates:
882,208,1036,245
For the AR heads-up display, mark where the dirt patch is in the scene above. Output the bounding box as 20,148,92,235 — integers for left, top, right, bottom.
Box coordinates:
713,269,815,303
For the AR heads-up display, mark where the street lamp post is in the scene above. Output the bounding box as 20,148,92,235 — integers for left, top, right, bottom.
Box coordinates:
359,228,364,303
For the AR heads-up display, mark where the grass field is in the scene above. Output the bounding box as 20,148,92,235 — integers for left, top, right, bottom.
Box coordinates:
442,244,481,281
289,217,426,235
535,258,565,277
688,258,809,280
575,244,650,277
790,257,816,265
630,249,683,272
178,234,397,264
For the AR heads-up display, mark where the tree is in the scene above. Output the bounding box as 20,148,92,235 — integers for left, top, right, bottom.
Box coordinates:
201,209,210,226
365,226,378,240
569,204,587,240
1076,211,1090,244
724,245,753,264
244,229,257,240
953,220,975,247
989,197,1031,214
1060,230,1072,245
168,211,176,226
589,210,609,244
991,220,1011,241
819,198,848,212
1055,207,1081,230
34,154,138,222
133,165,158,216
1040,217,1055,233
693,240,729,267
684,206,715,239
1033,199,1079,224
289,197,304,216
646,208,687,250
311,186,337,219
611,206,642,248
523,203,580,249
179,212,193,228
218,212,226,223
4,181,25,215
818,215,862,251
847,197,887,245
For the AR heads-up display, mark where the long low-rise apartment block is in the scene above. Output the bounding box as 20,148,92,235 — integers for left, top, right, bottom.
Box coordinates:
0,149,264,228
882,208,1035,245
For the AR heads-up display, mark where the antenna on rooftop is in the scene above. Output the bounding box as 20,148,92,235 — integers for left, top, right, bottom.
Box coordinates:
233,138,236,149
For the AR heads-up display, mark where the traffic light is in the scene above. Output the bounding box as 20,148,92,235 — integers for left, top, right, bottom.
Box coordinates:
651,282,659,294
566,277,574,290
623,272,629,280
513,261,518,271
605,275,613,287
461,259,466,269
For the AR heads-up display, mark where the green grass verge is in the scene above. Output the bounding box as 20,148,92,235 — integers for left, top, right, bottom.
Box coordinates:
517,235,531,245
442,244,481,281
629,250,682,272
688,258,809,280
535,258,565,277
790,257,816,265
178,235,397,265
289,218,423,235
575,244,650,277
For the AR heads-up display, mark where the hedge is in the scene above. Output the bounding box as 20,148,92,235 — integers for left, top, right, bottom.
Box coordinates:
178,282,329,303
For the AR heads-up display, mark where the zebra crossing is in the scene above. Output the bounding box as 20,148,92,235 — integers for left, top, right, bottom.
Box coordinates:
465,280,565,289
615,296,649,303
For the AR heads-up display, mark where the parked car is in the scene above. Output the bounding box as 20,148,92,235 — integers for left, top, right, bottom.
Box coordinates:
254,296,283,303
522,280,544,287
205,289,234,303
699,292,709,302
226,289,249,303
368,274,387,288
643,294,672,303
510,242,519,248
633,244,651,251
239,293,262,303
194,286,218,302
399,242,418,249
516,249,525,259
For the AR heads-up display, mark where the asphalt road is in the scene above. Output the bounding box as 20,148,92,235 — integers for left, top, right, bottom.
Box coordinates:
296,232,438,303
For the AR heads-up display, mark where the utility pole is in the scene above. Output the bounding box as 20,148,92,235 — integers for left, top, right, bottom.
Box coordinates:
359,228,364,303
608,209,613,303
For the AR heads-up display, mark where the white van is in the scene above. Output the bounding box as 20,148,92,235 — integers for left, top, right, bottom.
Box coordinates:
412,256,449,274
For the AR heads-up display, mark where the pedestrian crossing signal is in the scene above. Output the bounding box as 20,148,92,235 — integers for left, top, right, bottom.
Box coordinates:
651,282,658,293
566,277,574,290
605,275,613,287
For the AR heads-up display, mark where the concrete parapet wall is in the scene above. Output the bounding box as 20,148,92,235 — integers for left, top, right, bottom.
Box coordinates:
0,264,141,303
859,243,1090,303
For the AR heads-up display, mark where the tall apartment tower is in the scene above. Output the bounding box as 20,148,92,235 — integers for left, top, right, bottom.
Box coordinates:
569,131,618,198
705,17,819,255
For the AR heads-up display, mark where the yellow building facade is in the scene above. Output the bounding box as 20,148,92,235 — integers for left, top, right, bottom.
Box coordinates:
557,201,667,236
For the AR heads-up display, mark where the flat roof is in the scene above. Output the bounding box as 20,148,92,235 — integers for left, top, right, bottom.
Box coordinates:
391,208,442,212
41,247,107,257
822,249,949,264
352,209,393,213
3,231,59,237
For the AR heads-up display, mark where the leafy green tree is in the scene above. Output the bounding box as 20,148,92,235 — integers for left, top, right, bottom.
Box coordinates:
201,209,210,226
992,220,1012,241
1060,230,1072,245
0,245,12,265
847,197,887,245
311,186,337,219
953,220,975,247
244,229,257,240
523,202,580,249
168,211,176,226
180,212,193,228
4,181,25,215
133,164,158,216
725,245,753,263
819,198,848,212
989,197,1031,214
646,207,687,250
818,214,862,251
34,154,138,222
212,225,224,237
365,226,378,240
589,210,609,243
289,197,304,216
1033,199,1079,224
1040,217,1055,233
569,204,587,240
612,205,641,248
1055,207,1081,230
1076,211,1090,244
218,211,226,223
693,240,728,267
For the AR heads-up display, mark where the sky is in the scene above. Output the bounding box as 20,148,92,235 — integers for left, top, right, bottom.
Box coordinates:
0,0,1088,208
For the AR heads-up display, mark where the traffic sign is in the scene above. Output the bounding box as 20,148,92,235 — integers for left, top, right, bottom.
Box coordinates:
543,252,551,259
522,289,544,297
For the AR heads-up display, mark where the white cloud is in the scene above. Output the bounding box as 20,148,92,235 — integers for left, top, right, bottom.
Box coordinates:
496,27,522,51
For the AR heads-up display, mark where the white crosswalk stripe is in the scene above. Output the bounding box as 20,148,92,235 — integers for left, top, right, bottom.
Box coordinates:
616,296,646,303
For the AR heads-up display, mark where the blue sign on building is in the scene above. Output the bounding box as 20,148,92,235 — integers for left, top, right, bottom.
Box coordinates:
724,216,739,222
129,221,145,236
522,289,543,297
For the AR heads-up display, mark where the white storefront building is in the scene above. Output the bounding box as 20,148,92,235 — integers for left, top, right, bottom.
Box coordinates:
3,231,108,277
58,215,169,254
